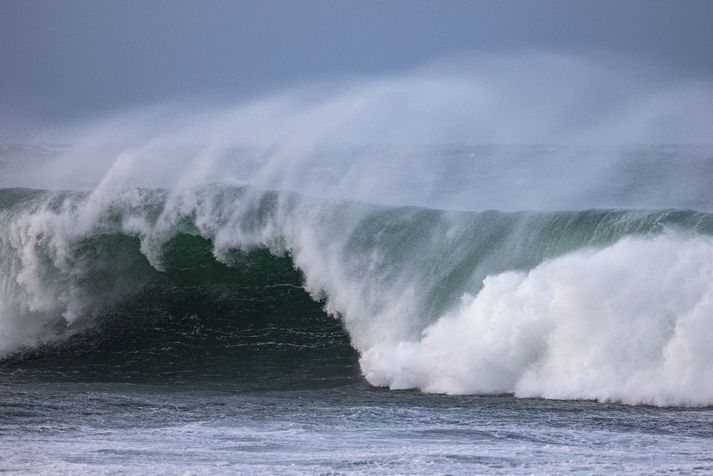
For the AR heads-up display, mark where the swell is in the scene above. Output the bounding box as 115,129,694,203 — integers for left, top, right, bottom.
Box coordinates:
1,186,713,404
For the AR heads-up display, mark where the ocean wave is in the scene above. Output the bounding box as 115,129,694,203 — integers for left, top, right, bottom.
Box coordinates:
1,185,712,404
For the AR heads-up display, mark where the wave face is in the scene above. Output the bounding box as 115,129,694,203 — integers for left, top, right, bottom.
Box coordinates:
1,185,713,405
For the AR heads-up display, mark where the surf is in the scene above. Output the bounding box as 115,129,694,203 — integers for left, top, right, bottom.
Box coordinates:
3,53,713,406
1,184,712,405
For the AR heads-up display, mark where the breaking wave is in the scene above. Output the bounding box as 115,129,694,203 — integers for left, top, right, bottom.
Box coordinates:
1,185,712,405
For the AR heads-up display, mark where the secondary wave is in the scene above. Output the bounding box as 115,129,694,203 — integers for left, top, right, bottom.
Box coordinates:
1,185,712,405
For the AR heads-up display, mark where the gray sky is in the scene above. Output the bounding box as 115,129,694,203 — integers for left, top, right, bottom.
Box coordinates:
2,0,713,132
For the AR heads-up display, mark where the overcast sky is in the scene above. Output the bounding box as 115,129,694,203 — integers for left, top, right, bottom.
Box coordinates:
2,0,713,134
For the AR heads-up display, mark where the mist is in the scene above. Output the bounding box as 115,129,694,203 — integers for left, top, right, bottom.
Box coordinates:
4,52,713,211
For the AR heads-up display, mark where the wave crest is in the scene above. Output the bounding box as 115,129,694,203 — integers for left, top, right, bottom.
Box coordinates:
1,186,712,405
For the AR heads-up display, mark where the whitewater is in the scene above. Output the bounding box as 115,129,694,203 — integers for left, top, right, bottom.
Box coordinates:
2,175,713,406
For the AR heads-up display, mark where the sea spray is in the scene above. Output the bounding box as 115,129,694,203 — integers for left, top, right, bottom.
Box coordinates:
7,54,713,213
3,52,713,405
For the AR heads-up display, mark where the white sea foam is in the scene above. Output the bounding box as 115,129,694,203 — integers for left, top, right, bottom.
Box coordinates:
361,234,713,406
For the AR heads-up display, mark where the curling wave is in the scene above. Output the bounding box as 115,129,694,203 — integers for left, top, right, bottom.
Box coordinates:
1,185,713,405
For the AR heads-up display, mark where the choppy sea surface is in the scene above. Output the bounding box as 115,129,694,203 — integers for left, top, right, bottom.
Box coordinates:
3,378,713,475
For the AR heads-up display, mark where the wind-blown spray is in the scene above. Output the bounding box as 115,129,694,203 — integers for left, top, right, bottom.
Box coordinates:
1,53,713,406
